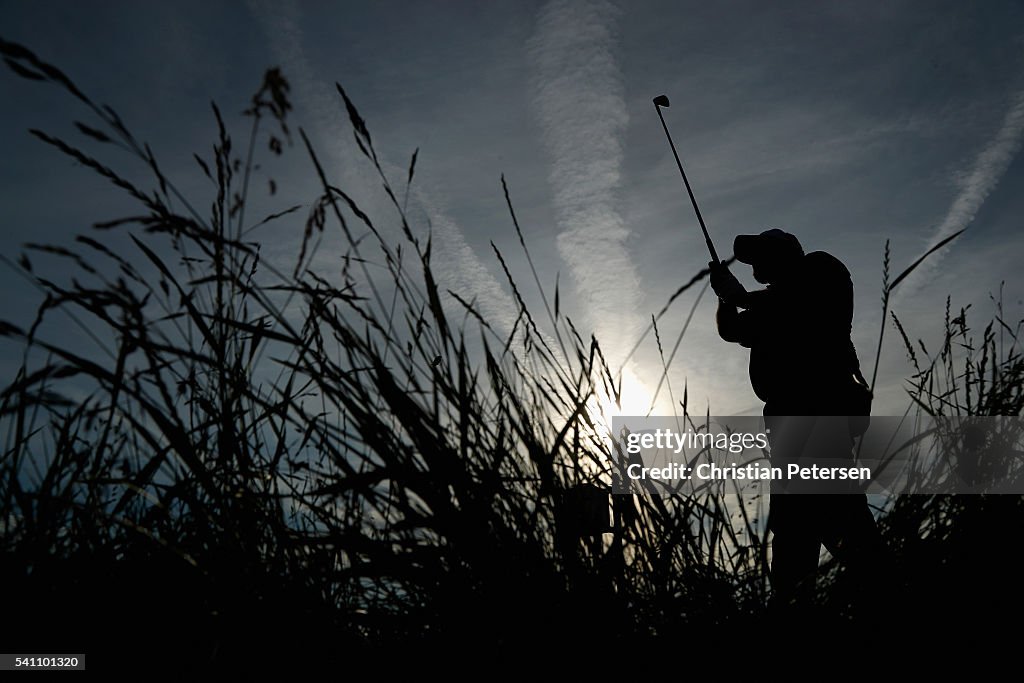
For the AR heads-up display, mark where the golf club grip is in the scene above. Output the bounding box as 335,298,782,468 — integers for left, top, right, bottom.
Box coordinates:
655,105,720,264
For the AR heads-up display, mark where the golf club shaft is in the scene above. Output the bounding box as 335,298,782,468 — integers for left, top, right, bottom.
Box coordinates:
654,105,720,264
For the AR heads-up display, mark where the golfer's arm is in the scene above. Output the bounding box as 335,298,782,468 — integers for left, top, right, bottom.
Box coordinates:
716,300,751,345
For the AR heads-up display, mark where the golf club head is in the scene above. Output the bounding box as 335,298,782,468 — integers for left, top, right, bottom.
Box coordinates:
653,94,670,108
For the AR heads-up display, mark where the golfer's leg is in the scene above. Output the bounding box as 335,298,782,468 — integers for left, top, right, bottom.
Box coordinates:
770,528,821,609
821,494,885,613
768,495,822,609
822,494,882,561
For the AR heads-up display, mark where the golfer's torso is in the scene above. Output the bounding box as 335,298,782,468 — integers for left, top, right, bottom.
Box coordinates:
746,256,853,411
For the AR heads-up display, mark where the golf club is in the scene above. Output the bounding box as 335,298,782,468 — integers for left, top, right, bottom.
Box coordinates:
653,94,720,264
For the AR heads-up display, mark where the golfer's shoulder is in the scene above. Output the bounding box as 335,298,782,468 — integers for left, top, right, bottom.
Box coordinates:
803,251,850,281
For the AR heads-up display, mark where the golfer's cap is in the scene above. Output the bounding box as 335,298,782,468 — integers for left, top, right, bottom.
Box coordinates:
734,228,804,265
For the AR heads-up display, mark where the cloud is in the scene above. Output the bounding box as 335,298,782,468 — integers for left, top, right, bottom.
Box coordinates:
412,192,524,333
895,89,1024,299
248,0,524,338
528,0,644,371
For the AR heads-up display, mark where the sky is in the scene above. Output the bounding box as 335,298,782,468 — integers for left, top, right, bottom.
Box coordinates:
2,0,1023,419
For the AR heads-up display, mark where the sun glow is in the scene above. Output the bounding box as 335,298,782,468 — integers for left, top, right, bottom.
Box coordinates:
591,366,657,425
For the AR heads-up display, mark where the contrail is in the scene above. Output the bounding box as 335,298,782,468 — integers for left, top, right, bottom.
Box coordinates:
897,89,1024,298
248,0,523,337
528,0,645,373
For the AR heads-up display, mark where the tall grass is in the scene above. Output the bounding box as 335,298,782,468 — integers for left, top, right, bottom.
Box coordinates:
818,284,1024,620
0,40,772,664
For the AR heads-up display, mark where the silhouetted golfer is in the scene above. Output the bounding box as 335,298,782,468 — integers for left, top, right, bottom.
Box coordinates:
709,228,881,611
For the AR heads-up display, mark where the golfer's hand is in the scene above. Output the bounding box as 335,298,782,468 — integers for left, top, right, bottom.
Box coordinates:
709,261,746,306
